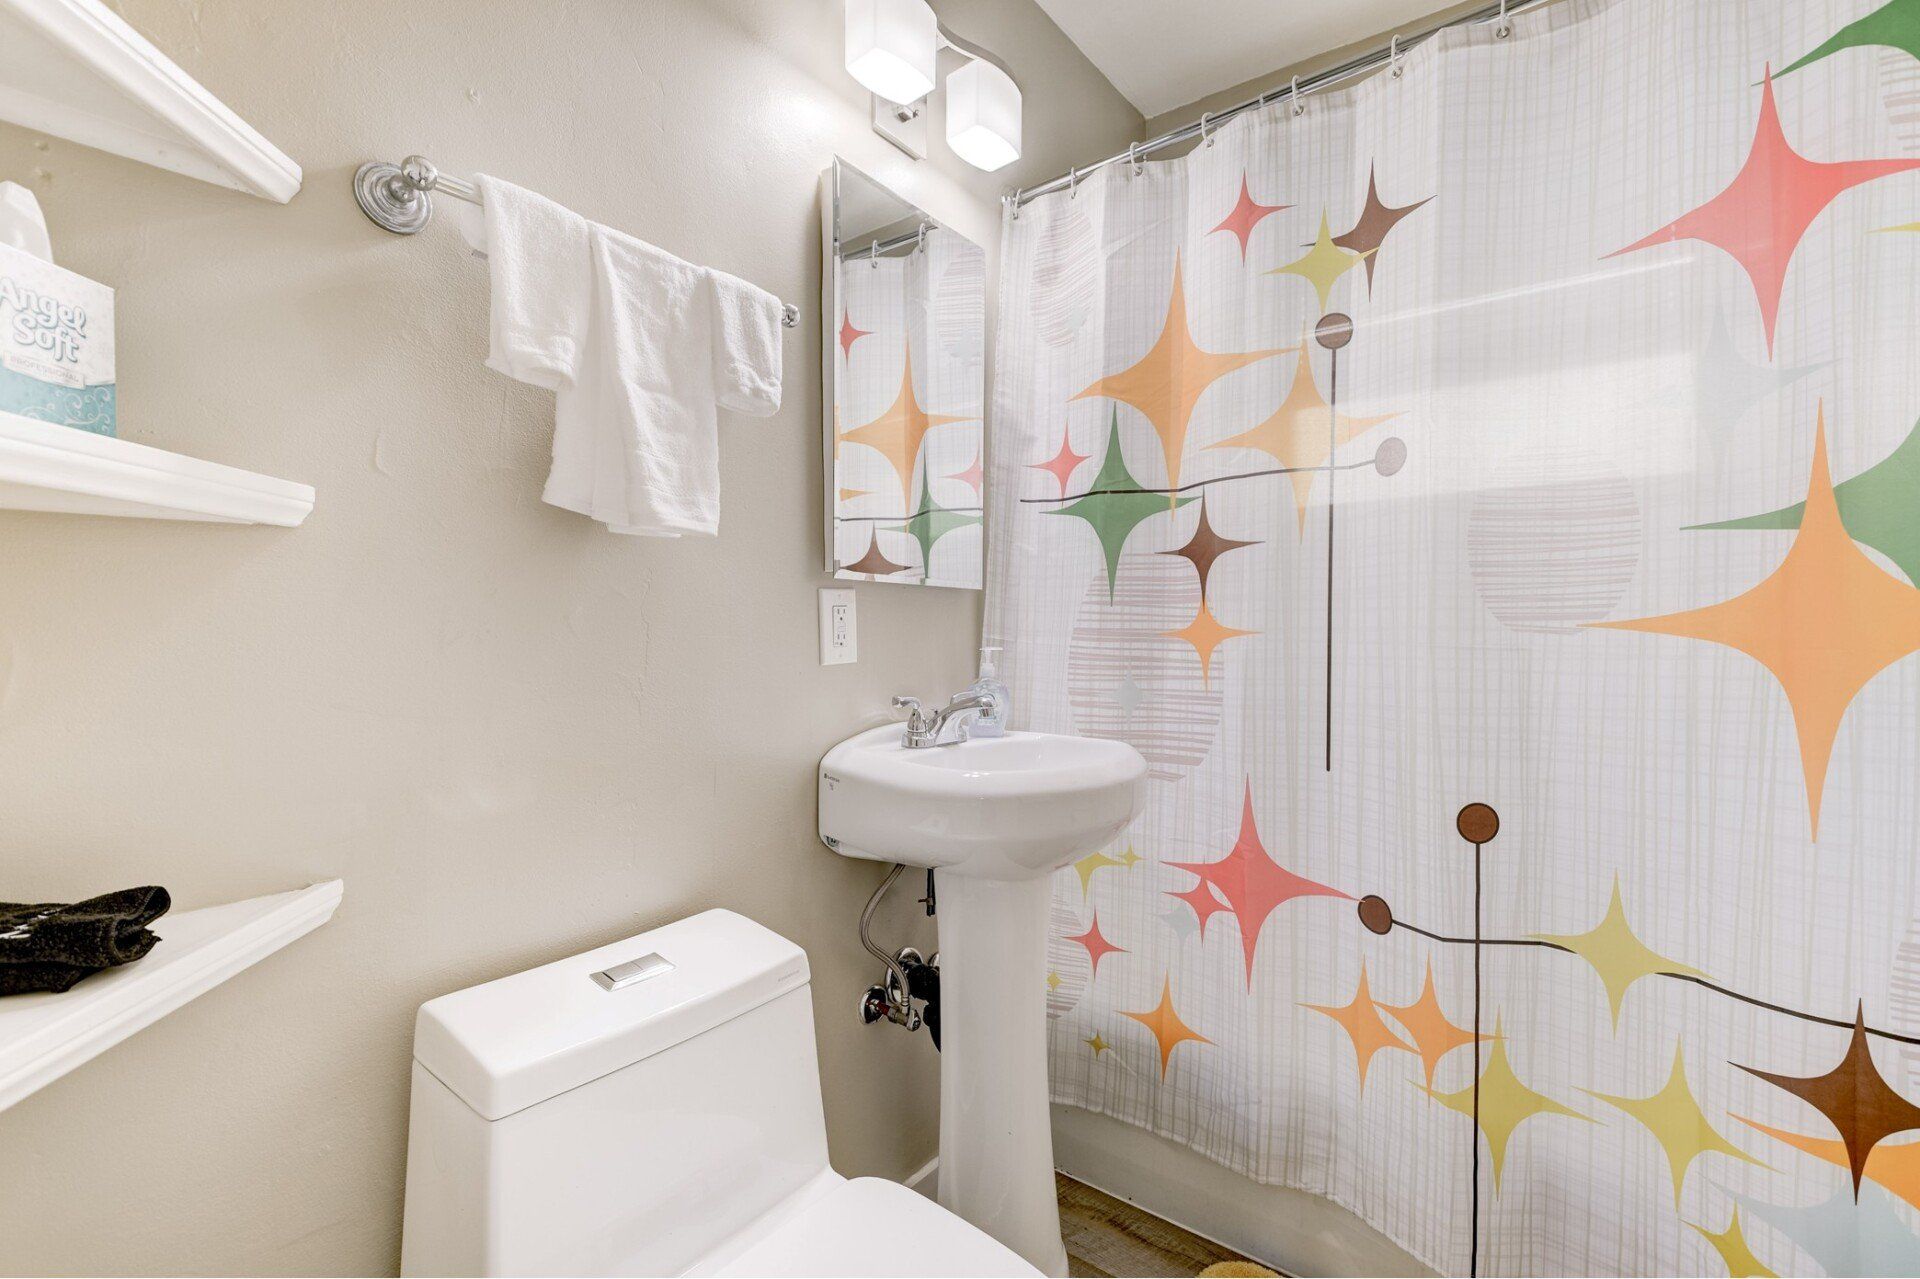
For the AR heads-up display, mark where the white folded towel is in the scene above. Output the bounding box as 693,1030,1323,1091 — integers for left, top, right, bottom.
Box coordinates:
707,267,784,416
470,175,784,536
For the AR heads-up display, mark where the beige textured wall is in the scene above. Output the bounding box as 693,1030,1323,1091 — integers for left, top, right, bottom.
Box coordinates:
0,2,1137,1273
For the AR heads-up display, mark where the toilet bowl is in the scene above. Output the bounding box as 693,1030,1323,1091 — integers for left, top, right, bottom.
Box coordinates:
399,909,1040,1278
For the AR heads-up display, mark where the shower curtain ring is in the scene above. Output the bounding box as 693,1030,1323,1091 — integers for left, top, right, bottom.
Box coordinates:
1199,112,1216,146
1128,142,1143,176
1495,0,1512,38
1009,188,1022,220
1291,75,1306,116
870,240,880,269
915,222,926,254
1390,35,1404,77
1068,166,1080,198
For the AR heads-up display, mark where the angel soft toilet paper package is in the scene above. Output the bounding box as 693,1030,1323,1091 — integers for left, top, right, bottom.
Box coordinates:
0,185,115,437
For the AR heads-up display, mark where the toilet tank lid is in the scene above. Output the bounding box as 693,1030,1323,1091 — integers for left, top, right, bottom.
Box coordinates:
412,909,811,1120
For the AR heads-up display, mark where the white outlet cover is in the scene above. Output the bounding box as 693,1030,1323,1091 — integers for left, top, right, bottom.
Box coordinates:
820,588,858,665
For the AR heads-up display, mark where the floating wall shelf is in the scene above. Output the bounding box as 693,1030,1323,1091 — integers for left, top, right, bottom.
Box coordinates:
0,880,342,1113
0,0,300,202
0,411,313,525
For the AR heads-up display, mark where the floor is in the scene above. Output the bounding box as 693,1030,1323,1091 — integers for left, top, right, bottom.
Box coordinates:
1057,1172,1278,1278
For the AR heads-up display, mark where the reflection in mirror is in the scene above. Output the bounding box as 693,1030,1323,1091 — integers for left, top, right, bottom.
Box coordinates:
822,159,985,589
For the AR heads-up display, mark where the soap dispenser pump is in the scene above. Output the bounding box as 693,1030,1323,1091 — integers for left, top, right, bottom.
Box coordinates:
969,646,1010,738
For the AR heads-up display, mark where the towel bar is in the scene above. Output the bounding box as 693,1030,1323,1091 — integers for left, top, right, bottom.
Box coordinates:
353,155,802,329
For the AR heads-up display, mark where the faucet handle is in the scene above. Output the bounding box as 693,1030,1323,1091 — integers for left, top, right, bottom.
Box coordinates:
890,695,927,724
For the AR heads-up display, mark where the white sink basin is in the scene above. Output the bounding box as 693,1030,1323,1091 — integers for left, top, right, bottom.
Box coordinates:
817,722,1145,1276
818,725,1145,880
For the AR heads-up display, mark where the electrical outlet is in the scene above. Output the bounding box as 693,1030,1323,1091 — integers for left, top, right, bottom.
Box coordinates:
820,588,857,665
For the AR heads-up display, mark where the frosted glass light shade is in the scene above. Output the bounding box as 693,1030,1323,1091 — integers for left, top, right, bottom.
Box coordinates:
945,58,1022,171
845,0,937,105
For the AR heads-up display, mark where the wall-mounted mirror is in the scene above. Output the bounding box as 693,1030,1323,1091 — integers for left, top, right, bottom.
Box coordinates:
822,159,985,589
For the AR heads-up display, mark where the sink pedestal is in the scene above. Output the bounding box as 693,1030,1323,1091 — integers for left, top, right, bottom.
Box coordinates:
817,724,1146,1276
934,872,1068,1278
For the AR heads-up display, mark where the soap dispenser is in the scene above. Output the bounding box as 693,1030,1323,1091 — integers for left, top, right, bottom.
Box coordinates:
968,646,1010,738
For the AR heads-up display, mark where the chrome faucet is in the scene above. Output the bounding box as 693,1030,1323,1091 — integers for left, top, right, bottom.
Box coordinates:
892,691,999,749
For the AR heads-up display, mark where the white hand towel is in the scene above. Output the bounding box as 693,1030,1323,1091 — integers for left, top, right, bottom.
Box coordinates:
706,268,783,416
470,176,785,536
577,227,703,536
472,175,590,392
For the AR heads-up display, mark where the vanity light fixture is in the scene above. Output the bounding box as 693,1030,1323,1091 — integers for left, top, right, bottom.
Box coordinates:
945,56,1021,171
844,0,938,105
845,0,1022,172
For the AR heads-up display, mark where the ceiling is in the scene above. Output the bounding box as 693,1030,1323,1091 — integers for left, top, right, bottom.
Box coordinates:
1031,0,1462,119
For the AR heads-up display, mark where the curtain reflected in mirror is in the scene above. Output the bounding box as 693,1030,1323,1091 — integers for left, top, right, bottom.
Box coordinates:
822,159,985,589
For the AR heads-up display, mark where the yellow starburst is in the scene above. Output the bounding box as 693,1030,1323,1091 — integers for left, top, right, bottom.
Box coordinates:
1073,850,1121,896
1269,211,1372,313
1689,1209,1776,1278
1584,1044,1763,1204
1533,878,1704,1026
1423,1021,1590,1189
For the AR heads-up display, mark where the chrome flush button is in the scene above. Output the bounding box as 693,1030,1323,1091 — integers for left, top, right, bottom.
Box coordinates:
591,952,674,991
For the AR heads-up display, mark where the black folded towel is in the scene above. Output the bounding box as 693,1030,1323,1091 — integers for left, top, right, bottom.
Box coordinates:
0,961,104,996
0,887,171,995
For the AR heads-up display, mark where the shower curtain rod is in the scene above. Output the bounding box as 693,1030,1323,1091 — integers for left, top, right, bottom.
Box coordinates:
840,221,935,261
352,155,802,328
1007,0,1554,210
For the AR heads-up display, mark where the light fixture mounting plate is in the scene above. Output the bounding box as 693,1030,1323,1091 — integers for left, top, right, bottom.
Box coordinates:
872,93,928,159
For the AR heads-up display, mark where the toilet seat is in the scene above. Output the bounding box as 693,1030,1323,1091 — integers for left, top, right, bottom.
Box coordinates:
706,1176,1041,1277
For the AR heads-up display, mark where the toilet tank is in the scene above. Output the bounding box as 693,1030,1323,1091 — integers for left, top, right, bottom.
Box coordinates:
400,910,828,1277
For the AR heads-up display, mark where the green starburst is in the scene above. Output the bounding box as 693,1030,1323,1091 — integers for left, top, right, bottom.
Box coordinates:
891,468,982,574
1778,0,1920,80
1048,410,1193,600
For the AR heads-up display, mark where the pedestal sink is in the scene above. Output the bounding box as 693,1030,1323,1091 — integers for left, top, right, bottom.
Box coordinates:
819,723,1147,1276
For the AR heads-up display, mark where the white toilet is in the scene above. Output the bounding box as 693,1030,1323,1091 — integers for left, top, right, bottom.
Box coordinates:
400,909,1040,1277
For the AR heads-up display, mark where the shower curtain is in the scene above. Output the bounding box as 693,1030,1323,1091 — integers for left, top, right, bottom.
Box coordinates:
986,0,1920,1272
